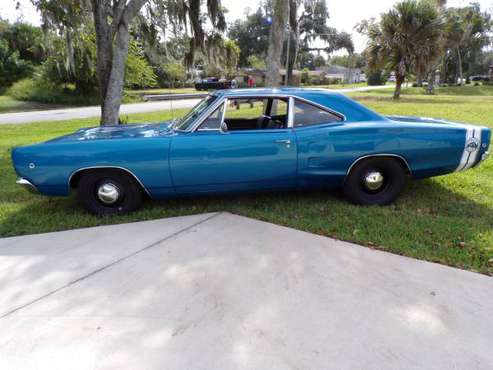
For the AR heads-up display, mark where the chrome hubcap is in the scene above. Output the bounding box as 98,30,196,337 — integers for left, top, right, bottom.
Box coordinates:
97,182,120,205
364,171,384,191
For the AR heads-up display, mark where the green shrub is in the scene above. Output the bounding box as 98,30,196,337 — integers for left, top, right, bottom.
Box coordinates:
326,77,343,85
0,20,44,64
7,78,99,106
124,42,157,89
160,62,186,88
0,39,33,86
367,70,387,86
247,55,266,70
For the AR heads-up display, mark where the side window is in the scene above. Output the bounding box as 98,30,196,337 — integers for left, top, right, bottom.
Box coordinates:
270,99,288,117
198,102,225,130
223,97,289,130
224,98,264,121
293,99,342,127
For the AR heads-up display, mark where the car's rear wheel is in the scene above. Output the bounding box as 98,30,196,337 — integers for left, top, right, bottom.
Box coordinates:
76,170,143,215
343,157,405,205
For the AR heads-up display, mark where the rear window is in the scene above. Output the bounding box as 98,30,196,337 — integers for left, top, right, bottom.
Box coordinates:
293,99,342,127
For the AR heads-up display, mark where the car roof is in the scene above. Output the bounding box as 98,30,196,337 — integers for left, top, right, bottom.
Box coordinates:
212,87,383,122
212,87,343,98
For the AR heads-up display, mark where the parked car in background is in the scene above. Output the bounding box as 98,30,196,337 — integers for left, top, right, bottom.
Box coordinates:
12,88,491,215
470,75,490,82
195,77,237,91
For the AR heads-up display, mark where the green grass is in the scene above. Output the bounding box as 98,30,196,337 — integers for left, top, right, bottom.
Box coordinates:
1,87,492,275
0,96,66,113
7,79,101,107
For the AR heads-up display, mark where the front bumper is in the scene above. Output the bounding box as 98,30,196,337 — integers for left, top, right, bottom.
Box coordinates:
16,178,39,194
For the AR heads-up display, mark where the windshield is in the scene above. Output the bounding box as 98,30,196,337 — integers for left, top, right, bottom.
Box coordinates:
174,95,218,131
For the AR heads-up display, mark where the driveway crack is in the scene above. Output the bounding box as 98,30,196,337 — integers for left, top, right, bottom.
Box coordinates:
0,212,221,319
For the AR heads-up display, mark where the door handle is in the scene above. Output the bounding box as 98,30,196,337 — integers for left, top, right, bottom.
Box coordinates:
274,139,291,148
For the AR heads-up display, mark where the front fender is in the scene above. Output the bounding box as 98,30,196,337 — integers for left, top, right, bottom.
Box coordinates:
12,137,173,197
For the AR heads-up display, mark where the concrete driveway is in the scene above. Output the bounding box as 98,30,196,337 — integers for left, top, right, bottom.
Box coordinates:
0,212,491,370
0,85,395,125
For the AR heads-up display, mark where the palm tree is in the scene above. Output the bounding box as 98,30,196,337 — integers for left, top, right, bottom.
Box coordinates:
362,0,442,99
442,4,491,86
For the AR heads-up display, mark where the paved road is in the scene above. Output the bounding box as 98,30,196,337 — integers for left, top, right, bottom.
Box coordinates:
1,212,491,370
0,85,394,125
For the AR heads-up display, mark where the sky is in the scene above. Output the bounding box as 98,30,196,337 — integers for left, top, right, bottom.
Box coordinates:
2,0,493,53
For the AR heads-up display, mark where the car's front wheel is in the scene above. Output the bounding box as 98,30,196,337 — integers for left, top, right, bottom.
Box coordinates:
343,157,406,205
76,170,143,215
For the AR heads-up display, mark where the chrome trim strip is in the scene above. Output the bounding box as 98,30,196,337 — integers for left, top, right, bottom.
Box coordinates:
288,97,294,128
221,98,228,128
190,96,227,132
346,154,412,177
68,166,151,196
16,178,39,194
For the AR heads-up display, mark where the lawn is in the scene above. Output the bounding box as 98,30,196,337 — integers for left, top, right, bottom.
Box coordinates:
0,96,65,114
0,86,492,275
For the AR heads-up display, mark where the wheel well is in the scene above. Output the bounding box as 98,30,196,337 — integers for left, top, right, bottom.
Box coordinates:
69,167,148,194
347,155,412,176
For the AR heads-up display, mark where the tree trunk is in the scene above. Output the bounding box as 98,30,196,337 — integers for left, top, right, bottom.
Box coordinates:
91,0,147,126
101,23,131,125
286,0,299,86
393,74,405,100
426,70,435,94
266,0,289,87
91,1,114,120
65,28,75,77
393,61,406,100
457,47,463,86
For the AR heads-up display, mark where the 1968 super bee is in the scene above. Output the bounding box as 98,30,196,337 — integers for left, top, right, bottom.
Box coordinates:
12,88,491,215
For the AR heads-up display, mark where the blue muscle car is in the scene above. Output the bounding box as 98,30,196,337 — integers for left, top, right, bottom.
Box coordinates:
12,88,491,215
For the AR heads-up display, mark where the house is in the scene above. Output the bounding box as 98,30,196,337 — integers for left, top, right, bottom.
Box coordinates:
317,65,364,84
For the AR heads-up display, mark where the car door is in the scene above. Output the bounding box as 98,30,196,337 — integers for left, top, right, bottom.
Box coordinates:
292,98,347,187
169,96,297,194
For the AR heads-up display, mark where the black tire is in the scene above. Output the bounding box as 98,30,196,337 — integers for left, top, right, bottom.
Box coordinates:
76,169,143,215
343,157,405,205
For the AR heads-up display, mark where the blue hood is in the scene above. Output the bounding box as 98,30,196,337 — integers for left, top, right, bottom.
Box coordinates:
45,121,175,143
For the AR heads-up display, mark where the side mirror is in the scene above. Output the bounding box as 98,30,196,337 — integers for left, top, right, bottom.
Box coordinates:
220,121,228,133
